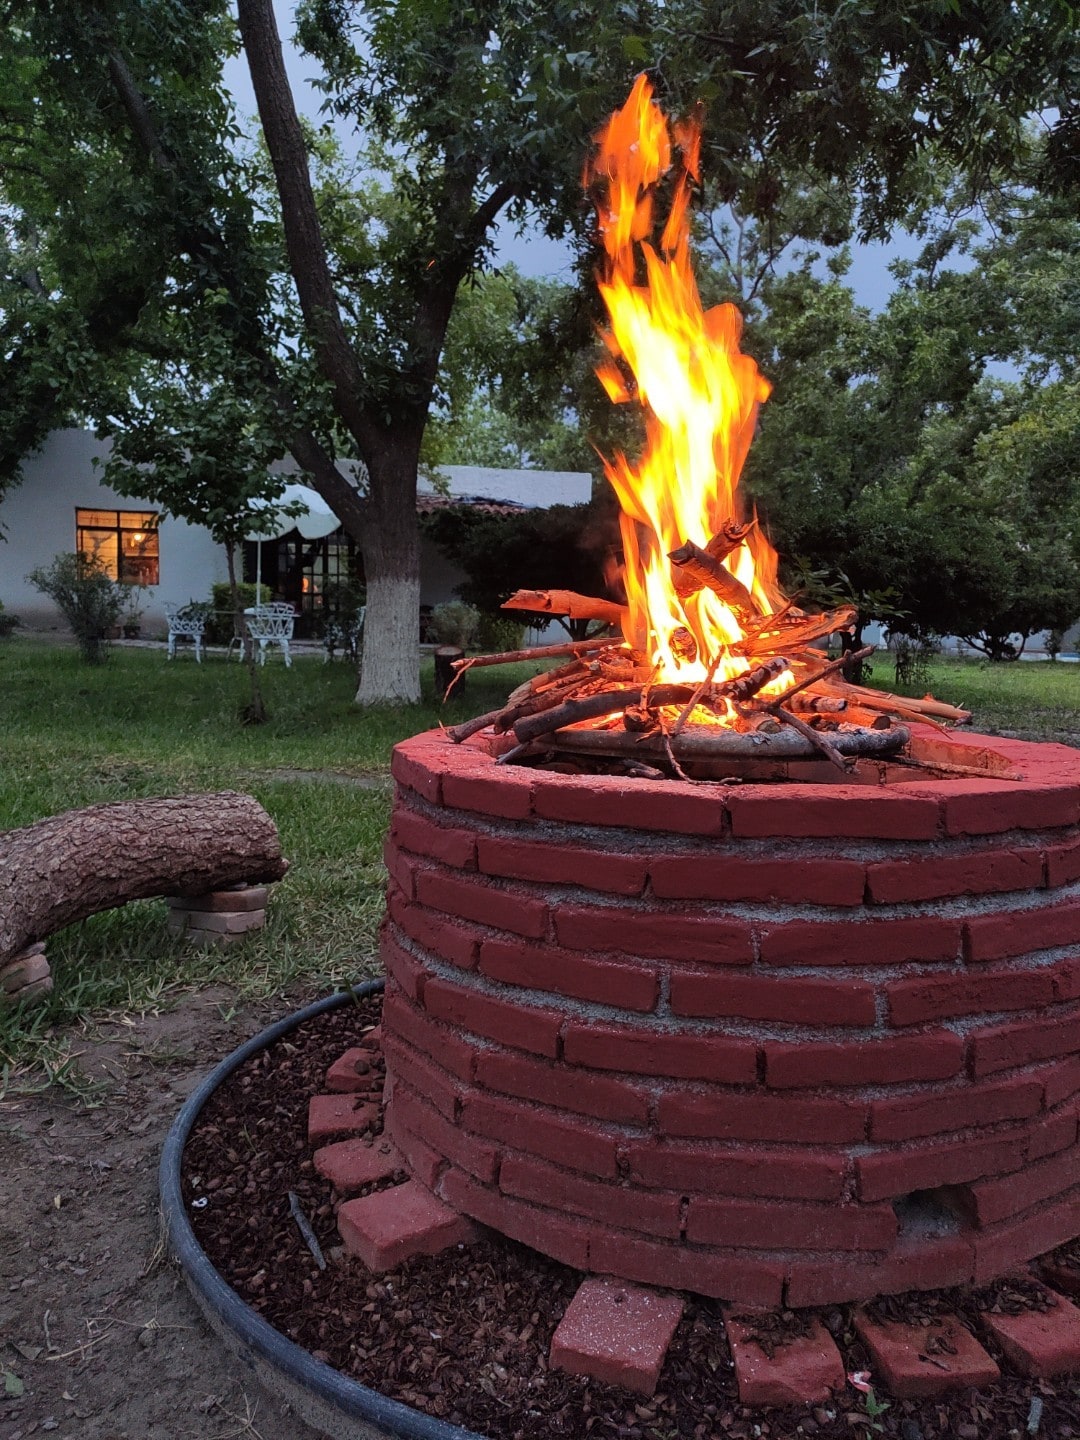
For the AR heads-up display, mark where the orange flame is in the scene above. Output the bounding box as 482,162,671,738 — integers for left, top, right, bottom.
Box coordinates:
588,75,782,689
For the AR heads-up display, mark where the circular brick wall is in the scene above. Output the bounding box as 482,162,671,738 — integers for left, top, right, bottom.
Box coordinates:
380,726,1080,1308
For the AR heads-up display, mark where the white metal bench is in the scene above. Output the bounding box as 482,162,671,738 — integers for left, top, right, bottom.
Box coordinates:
164,604,206,663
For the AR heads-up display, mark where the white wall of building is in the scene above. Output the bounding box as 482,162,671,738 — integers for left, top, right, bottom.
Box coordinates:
0,429,227,632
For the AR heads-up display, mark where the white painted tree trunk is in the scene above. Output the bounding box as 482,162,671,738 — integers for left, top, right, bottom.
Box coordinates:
356,570,421,704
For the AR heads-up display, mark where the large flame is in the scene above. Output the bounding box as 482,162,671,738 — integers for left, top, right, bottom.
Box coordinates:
588,75,783,687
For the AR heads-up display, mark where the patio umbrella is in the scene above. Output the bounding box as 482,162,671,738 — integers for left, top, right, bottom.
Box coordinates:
243,483,341,603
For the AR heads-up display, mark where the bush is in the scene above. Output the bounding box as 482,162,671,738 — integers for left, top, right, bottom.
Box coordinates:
476,612,526,654
27,553,125,663
427,601,480,649
890,632,940,690
0,601,20,638
206,581,260,644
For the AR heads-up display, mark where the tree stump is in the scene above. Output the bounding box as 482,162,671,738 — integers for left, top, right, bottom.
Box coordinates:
0,792,288,1003
434,646,464,698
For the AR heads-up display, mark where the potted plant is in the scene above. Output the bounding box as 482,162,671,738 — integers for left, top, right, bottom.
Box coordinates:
120,585,146,639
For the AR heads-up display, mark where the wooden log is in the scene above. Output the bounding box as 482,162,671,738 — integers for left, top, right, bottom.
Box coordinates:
501,589,627,627
453,637,615,670
544,725,909,761
824,679,972,724
734,606,857,656
0,792,288,975
705,520,756,564
667,539,760,618
512,684,696,745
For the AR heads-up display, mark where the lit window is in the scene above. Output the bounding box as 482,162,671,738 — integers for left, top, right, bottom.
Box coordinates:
75,509,160,585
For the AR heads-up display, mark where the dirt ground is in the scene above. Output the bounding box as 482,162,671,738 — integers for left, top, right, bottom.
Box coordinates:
0,988,325,1440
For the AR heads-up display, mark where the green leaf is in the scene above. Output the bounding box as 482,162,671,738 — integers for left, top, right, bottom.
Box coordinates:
4,1372,25,1398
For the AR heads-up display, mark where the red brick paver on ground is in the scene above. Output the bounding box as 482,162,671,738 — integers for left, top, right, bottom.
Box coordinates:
324,1046,382,1093
313,1136,403,1194
550,1275,684,1396
981,1290,1080,1376
854,1311,1000,1398
337,1179,478,1272
307,1093,380,1144
723,1313,845,1406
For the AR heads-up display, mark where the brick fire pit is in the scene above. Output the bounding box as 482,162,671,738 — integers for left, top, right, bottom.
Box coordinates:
380,726,1080,1308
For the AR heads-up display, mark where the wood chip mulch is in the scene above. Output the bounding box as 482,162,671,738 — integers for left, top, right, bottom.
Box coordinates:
181,994,1080,1440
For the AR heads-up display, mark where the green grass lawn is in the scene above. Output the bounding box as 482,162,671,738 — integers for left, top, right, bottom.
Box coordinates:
0,637,536,1096
1,636,1076,1097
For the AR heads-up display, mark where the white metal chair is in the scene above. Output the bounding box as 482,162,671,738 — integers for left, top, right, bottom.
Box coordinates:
164,603,206,663
244,603,295,667
322,605,365,664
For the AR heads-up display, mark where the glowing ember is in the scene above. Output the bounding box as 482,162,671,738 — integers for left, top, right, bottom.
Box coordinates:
587,74,784,700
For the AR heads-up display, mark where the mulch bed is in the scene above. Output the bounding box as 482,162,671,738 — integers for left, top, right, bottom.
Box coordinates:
182,994,1080,1440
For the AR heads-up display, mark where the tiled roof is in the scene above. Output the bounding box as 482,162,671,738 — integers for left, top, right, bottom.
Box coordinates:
416,493,532,516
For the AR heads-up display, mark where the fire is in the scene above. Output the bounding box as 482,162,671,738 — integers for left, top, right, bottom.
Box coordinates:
588,75,783,694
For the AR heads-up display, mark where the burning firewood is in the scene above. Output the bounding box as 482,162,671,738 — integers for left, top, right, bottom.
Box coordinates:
501,589,627,627
668,539,760,620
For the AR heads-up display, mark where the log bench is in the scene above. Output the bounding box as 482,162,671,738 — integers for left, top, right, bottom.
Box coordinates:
0,792,288,1005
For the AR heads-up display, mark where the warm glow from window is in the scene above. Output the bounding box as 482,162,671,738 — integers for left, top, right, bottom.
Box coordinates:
76,509,160,585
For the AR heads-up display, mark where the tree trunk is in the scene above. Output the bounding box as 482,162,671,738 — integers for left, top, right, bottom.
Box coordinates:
434,646,464,697
1,792,288,966
356,439,422,704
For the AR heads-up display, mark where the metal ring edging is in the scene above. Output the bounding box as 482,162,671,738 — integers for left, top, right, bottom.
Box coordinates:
159,979,488,1440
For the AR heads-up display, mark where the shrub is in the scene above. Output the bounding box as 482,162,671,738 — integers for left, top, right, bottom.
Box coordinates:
427,601,480,649
206,581,260,644
27,553,125,663
0,601,20,638
476,612,526,654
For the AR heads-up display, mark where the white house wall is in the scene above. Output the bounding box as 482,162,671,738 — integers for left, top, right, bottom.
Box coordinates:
0,429,227,631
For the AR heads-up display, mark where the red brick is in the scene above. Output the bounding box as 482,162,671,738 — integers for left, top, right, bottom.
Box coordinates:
461,1091,620,1178
563,1021,757,1084
1047,837,1080,888
869,1075,1043,1143
759,914,960,968
687,1196,896,1252
388,1082,500,1184
551,1278,683,1397
784,1236,975,1307
766,1031,963,1089
586,1230,785,1308
853,1312,999,1398
980,1290,1080,1376
968,1012,1080,1077
391,742,442,803
477,835,646,895
1028,1106,1080,1161
942,780,1080,836
381,988,477,1083
975,1191,1080,1282
866,848,1045,904
1053,958,1080,1002
532,773,726,836
337,1178,477,1270
649,854,865,907
390,807,477,868
857,1130,1029,1203
1044,1057,1080,1108
386,890,479,969
390,1126,444,1191
500,1154,681,1238
423,976,564,1058
325,1046,381,1093
415,869,549,939
383,843,419,901
555,904,751,965
313,1136,403,1193
968,1139,1080,1225
660,1089,867,1144
307,1094,380,1144
441,768,534,819
381,1033,465,1122
727,789,941,841
170,885,269,913
437,1165,593,1269
966,899,1080,963
724,1315,846,1407
671,970,876,1027
476,1049,651,1126
625,1140,846,1202
886,966,1056,1027
479,937,658,1013
380,930,430,1003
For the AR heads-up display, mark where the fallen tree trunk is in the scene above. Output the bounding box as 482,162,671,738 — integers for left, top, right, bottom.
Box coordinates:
0,792,288,969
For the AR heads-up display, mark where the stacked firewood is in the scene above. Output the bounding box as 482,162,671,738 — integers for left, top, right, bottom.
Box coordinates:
446,568,970,778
